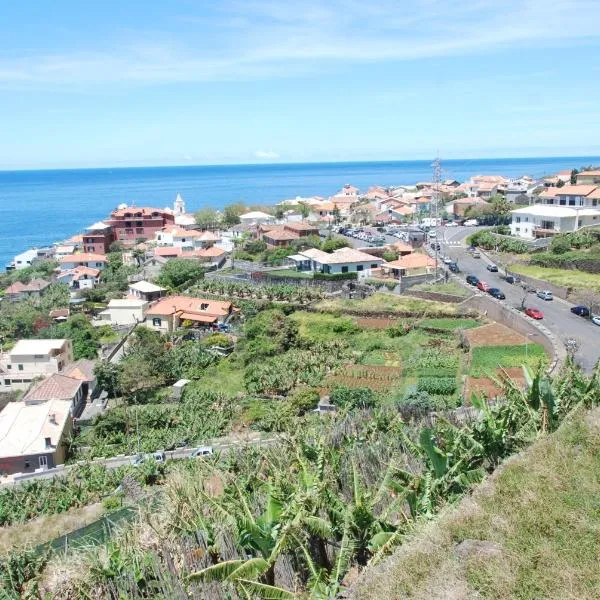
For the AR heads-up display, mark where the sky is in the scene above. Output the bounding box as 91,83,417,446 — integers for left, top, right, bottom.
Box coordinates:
2,0,600,169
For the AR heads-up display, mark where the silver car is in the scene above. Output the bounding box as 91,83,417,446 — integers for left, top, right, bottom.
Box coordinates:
536,290,553,301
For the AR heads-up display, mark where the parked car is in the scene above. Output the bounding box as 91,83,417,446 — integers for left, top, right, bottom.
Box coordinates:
592,315,600,326
525,307,544,320
488,288,505,299
190,446,214,458
442,256,453,265
466,274,479,285
571,305,590,317
472,250,481,258
445,222,458,227
537,290,554,301
505,275,520,284
477,280,490,292
131,451,166,466
464,219,478,226
486,263,498,272
449,262,459,273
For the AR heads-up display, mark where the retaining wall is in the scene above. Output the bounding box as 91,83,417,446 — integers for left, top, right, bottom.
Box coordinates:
508,271,571,300
404,290,468,304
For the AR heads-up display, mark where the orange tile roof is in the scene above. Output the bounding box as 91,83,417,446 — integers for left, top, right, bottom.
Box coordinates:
23,373,82,402
576,170,600,177
386,253,436,269
59,253,107,264
196,246,226,257
178,313,217,323
111,206,171,218
555,185,598,196
154,247,182,257
145,296,232,318
263,228,298,241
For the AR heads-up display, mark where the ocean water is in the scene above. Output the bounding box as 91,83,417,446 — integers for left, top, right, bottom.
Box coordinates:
0,156,598,267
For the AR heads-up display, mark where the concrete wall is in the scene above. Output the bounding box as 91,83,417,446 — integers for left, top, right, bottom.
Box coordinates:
510,272,570,300
405,290,468,304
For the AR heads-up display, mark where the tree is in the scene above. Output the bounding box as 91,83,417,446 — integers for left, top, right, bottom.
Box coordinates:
550,234,571,254
299,203,310,221
94,360,123,398
156,259,204,289
332,206,342,225
222,203,246,227
37,314,99,359
321,237,349,253
195,208,220,229
273,205,285,220
556,179,565,188
570,169,579,185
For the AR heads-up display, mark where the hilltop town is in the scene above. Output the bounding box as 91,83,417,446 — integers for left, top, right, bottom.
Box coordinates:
1,165,600,598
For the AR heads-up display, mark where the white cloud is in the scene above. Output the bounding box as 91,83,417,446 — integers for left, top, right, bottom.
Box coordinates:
255,150,280,159
1,0,599,88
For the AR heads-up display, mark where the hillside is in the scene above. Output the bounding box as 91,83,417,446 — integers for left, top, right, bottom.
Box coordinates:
351,406,600,600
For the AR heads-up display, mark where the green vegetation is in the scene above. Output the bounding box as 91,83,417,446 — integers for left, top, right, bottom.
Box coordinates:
511,263,600,293
418,317,479,330
5,360,598,599
155,258,205,289
410,280,471,298
470,344,547,377
467,229,529,254
266,269,314,279
353,403,600,600
190,278,326,302
315,292,462,316
0,463,163,527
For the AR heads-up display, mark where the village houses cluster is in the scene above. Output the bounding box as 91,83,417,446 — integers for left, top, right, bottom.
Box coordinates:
1,166,598,478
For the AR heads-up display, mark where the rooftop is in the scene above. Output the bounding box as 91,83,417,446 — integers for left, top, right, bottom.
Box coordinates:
23,373,83,403
239,211,273,220
86,221,111,231
110,206,171,218
106,298,148,308
300,247,382,265
62,359,96,382
145,296,232,318
554,185,598,196
10,339,68,356
511,205,579,217
385,253,436,269
5,279,50,294
0,398,72,458
59,253,107,264
129,280,166,294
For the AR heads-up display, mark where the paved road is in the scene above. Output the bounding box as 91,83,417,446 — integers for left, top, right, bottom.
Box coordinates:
1,437,278,488
434,227,600,372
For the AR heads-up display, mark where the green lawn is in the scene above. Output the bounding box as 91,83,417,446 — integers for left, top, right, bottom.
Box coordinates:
354,407,600,600
267,269,314,279
411,280,471,298
469,343,547,377
418,317,480,331
511,263,600,293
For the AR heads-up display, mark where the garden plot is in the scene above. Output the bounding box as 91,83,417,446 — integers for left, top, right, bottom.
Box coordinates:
323,364,402,391
462,322,528,348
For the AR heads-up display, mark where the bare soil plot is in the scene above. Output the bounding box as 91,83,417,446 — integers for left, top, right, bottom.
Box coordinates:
464,367,527,401
462,322,528,347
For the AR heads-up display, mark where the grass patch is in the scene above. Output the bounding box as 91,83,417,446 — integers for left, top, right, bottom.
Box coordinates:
315,292,460,316
267,269,314,279
469,344,547,377
411,280,471,298
353,407,600,600
418,318,479,331
511,263,600,293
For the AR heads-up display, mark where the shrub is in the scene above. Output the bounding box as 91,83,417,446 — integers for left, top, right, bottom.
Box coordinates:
398,390,436,411
330,386,377,409
417,377,456,395
314,271,358,281
289,388,320,414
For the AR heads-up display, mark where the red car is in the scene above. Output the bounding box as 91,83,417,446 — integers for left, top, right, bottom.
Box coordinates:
525,307,544,320
477,280,490,292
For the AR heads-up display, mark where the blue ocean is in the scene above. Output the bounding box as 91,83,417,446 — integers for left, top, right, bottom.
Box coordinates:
1,156,598,267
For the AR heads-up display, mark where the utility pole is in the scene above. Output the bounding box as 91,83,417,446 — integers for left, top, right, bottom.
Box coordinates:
432,155,442,283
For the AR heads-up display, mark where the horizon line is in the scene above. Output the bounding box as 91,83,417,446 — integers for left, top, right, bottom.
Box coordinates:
2,153,600,174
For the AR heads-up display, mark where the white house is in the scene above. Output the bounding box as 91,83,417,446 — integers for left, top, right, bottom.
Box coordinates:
54,245,76,260
97,298,148,326
128,280,166,302
289,247,383,277
510,185,600,238
59,253,107,272
56,266,100,290
7,249,38,271
0,339,74,391
238,211,275,225
0,398,73,475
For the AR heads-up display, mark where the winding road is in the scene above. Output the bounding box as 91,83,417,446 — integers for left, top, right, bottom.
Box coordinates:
437,226,600,372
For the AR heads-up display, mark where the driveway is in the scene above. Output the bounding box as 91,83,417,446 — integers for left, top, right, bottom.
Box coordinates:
436,231,600,372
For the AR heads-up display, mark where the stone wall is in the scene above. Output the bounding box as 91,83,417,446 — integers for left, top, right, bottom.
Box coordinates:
404,290,468,304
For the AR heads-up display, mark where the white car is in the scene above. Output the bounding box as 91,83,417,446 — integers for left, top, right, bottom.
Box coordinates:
592,315,600,326
445,222,458,227
190,446,214,458
536,290,554,301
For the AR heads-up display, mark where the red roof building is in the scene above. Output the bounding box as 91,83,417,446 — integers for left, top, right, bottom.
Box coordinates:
105,206,175,245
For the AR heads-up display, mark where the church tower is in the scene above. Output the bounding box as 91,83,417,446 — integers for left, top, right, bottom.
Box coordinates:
174,193,186,215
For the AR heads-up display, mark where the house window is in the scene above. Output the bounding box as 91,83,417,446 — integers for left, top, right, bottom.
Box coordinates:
18,364,23,371
125,221,132,227
357,265,364,271
136,221,142,227
200,303,209,310
516,216,521,223
371,264,378,269
341,266,349,273
34,354,44,359
541,220,555,230
593,199,598,206
559,199,566,205
152,318,162,327
24,460,30,469
515,227,520,232
136,228,144,234
39,456,48,468
569,199,575,206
